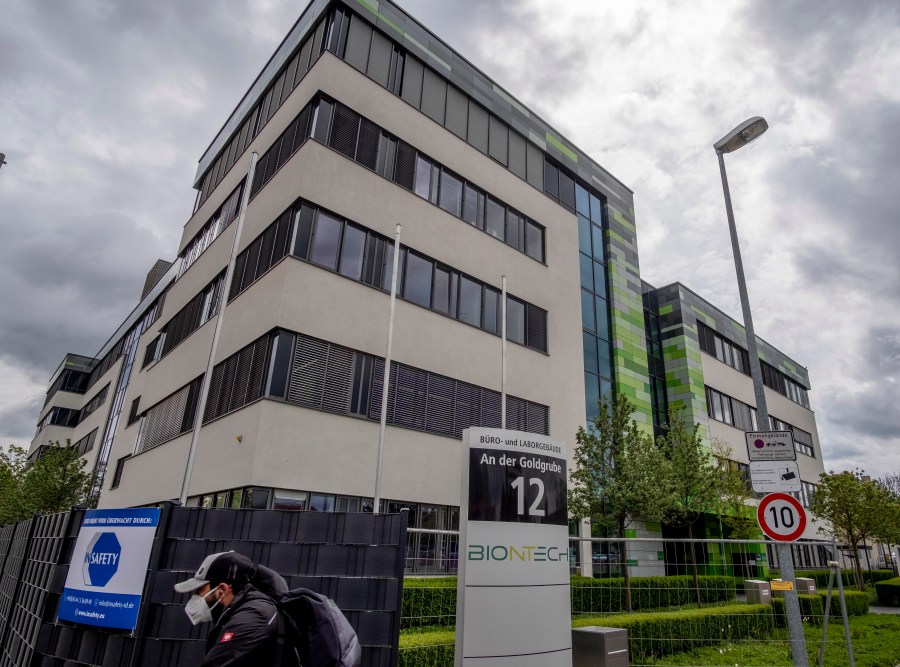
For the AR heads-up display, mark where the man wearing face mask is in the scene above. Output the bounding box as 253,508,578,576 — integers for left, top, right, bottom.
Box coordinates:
175,551,285,666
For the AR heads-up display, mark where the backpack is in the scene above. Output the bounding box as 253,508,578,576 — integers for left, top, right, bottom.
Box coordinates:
275,588,362,667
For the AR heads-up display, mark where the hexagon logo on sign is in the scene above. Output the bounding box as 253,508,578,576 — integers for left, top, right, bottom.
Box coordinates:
82,532,121,587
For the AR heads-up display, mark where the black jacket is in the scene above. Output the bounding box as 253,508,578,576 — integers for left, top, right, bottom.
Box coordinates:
202,586,281,667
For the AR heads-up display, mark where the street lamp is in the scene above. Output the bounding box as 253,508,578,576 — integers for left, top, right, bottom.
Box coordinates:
714,117,809,667
0,153,7,170
714,117,770,425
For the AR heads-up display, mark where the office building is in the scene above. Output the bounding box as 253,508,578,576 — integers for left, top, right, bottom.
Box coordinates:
29,0,825,571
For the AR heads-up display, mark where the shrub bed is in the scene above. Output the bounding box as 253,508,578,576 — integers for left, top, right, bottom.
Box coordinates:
875,577,900,606
573,603,774,661
819,589,869,616
772,594,824,626
570,575,736,613
402,578,457,629
398,627,455,667
401,575,737,627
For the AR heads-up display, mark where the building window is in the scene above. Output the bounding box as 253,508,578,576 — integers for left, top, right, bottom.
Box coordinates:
78,383,110,424
35,406,80,436
180,182,244,279
233,200,549,354
259,329,550,438
110,455,130,489
72,429,98,457
697,322,750,375
159,272,226,358
134,377,203,454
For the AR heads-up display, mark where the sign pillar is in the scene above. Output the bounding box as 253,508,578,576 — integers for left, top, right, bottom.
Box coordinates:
456,428,572,666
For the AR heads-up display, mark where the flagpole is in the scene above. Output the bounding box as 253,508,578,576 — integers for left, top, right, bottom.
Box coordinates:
374,224,402,514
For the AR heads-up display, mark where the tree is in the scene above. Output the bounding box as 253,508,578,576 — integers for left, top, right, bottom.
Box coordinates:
657,407,720,607
809,470,891,590
569,396,674,612
712,440,758,541
0,442,92,525
874,473,900,573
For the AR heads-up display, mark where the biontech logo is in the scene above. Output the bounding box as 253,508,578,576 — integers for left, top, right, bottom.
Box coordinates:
468,545,569,562
82,532,121,587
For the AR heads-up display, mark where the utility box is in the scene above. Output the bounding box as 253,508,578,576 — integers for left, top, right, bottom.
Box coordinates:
745,579,772,605
572,626,628,667
796,577,817,594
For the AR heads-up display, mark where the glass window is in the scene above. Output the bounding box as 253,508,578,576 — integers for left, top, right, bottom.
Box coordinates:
595,296,610,339
598,339,613,379
459,276,482,327
544,161,559,198
337,496,360,512
309,493,335,512
414,155,432,199
505,210,522,250
432,266,451,314
338,224,366,280
559,171,576,210
309,211,342,269
483,287,499,333
578,215,592,255
584,372,600,421
721,395,733,425
525,221,543,262
593,261,608,298
507,297,525,344
438,170,463,217
404,252,433,308
462,184,479,225
581,290,595,332
590,193,603,224
485,197,504,240
583,332,598,374
580,253,593,290
592,224,604,260
576,184,590,216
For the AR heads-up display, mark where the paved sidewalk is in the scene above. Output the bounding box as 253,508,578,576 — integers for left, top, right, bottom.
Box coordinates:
870,605,900,614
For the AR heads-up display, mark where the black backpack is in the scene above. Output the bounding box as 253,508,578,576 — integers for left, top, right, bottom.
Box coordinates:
275,588,362,667
252,564,361,667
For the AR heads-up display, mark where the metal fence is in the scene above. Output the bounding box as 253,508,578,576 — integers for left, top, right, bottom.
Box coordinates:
398,532,871,666
0,506,408,667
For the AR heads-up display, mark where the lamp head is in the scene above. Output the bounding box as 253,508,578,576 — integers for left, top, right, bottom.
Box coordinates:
0,153,7,167
714,117,768,154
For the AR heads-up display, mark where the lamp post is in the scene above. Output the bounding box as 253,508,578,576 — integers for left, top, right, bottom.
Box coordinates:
714,117,808,667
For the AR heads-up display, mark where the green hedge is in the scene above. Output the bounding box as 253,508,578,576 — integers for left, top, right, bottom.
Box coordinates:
398,627,455,667
401,575,737,627
402,578,457,629
573,604,774,661
875,577,900,606
569,575,736,613
772,589,869,626
772,594,824,626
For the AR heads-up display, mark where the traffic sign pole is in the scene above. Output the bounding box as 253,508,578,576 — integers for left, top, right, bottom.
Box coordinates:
758,492,809,666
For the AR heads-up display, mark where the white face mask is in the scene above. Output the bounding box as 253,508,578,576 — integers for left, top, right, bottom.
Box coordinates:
185,586,221,625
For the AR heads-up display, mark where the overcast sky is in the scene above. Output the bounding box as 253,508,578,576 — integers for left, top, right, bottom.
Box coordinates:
1,0,897,477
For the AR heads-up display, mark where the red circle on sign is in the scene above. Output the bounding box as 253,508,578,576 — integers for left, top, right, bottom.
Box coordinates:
757,492,806,542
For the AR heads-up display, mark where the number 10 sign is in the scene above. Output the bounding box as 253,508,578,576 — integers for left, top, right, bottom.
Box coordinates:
456,428,572,666
757,492,807,542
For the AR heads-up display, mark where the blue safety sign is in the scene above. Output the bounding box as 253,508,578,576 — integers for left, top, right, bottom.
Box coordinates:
57,508,160,631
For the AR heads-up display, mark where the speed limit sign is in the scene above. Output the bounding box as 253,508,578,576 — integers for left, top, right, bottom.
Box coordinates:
757,492,807,542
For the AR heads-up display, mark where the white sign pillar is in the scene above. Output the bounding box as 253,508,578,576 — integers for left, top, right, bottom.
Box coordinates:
456,428,572,667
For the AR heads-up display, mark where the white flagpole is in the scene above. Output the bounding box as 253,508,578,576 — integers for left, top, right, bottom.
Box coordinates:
501,275,507,430
374,224,402,514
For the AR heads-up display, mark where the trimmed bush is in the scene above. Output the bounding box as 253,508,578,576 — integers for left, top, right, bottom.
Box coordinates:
402,577,457,629
573,603,774,661
819,589,869,616
402,575,737,627
772,594,824,626
398,627,455,667
570,575,736,614
875,577,900,606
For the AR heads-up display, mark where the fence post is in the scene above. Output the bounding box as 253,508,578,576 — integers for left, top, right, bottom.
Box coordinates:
389,509,409,667
0,517,38,658
129,500,179,667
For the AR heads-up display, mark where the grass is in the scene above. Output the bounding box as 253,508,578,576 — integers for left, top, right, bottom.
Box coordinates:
647,614,900,666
